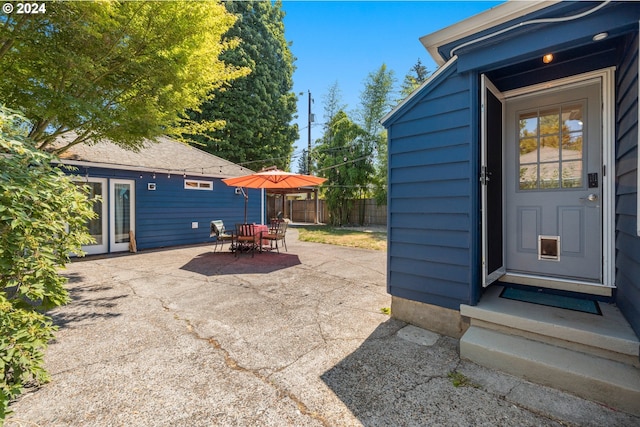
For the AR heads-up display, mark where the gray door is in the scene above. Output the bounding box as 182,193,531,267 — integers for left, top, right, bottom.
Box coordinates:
505,82,602,282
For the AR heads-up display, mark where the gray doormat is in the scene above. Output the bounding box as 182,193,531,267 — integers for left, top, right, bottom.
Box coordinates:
499,286,601,315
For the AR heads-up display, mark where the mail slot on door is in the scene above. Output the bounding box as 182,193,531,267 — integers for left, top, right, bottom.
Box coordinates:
588,173,598,188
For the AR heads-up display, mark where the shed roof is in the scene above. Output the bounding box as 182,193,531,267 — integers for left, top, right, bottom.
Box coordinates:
57,135,252,178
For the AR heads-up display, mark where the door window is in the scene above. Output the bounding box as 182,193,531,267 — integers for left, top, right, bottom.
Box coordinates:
74,178,108,255
110,179,135,252
83,182,104,245
518,103,584,190
114,183,131,244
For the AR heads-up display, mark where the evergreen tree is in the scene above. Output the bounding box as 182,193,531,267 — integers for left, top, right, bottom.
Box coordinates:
185,0,298,171
296,149,309,175
399,58,430,100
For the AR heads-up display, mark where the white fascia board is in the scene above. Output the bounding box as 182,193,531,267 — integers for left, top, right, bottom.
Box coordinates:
420,1,561,66
55,159,231,179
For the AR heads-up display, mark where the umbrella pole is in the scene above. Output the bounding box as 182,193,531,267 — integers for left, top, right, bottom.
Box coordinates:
243,187,248,223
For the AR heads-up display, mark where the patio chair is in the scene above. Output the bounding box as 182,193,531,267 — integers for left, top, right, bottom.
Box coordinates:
235,223,259,257
262,220,288,253
210,220,234,253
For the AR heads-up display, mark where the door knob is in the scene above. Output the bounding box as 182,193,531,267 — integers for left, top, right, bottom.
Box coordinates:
580,194,598,201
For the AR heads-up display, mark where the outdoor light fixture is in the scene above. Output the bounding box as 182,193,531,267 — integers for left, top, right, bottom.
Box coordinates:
542,53,554,64
593,32,608,41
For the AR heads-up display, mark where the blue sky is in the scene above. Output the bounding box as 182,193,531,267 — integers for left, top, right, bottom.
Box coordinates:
281,0,503,168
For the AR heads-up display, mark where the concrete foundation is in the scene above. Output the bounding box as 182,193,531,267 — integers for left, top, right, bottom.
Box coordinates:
391,296,469,338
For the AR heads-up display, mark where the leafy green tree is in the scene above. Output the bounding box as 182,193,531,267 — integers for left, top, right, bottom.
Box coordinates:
0,107,96,421
322,81,347,129
306,81,347,175
399,58,430,100
357,64,396,204
315,111,373,225
0,0,246,154
185,0,298,171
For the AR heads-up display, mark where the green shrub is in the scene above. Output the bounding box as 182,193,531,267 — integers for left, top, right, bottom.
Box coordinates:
0,107,96,422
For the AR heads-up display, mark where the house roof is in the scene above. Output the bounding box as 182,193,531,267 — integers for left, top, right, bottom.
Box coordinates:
383,0,624,126
383,1,560,126
57,135,252,178
420,1,561,66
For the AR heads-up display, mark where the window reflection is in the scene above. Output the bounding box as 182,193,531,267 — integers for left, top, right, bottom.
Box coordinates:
518,103,584,190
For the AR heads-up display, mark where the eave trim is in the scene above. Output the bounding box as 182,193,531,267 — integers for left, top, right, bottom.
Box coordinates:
381,55,458,127
420,1,561,66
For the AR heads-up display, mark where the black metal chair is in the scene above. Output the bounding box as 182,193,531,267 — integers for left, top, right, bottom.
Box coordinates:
262,220,287,253
210,220,234,252
234,223,259,257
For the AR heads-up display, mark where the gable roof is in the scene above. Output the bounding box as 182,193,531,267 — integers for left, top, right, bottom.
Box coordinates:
420,1,560,66
57,135,252,178
383,1,559,127
381,55,458,127
383,0,627,127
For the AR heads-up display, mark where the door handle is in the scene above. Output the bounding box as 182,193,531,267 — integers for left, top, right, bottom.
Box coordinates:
580,194,598,201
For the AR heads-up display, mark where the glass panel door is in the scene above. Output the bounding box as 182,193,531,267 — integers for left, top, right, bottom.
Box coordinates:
75,178,108,255
110,179,135,252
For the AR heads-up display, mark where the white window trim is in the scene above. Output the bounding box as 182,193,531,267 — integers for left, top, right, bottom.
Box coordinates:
72,176,108,255
184,179,213,191
109,179,135,253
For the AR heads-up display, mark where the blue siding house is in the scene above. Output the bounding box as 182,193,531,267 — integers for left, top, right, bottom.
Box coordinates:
382,1,640,413
58,135,262,254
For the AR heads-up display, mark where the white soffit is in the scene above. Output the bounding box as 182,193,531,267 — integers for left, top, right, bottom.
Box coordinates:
420,1,561,66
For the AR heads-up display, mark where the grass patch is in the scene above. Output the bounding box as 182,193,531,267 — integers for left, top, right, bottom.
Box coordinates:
447,370,480,388
296,226,387,251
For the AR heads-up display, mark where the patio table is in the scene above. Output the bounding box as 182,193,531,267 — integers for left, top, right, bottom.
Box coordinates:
253,224,269,251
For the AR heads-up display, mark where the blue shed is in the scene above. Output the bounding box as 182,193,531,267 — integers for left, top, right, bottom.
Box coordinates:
382,1,640,413
58,135,263,254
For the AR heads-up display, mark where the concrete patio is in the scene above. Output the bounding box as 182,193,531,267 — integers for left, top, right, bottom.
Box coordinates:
6,228,639,426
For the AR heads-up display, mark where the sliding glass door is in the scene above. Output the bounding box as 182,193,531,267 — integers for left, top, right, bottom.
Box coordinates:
76,178,108,255
110,179,135,252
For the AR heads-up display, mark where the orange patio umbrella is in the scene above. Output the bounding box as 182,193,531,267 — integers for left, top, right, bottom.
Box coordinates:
222,167,327,222
222,167,327,189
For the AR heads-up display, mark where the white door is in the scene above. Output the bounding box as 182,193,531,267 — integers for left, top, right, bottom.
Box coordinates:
110,179,135,252
505,82,602,282
76,178,108,255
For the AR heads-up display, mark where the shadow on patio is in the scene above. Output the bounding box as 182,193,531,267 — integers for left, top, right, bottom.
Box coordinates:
320,319,484,426
180,250,301,276
53,273,124,329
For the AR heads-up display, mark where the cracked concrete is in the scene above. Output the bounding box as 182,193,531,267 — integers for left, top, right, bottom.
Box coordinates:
6,228,640,426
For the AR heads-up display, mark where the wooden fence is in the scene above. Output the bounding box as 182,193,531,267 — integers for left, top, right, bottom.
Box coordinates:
267,195,387,225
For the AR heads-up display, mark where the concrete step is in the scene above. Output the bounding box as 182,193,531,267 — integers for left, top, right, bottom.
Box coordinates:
460,325,640,416
461,286,640,366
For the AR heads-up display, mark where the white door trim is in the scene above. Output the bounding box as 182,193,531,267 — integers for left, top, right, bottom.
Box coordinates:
109,179,135,252
503,67,616,288
74,177,108,255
